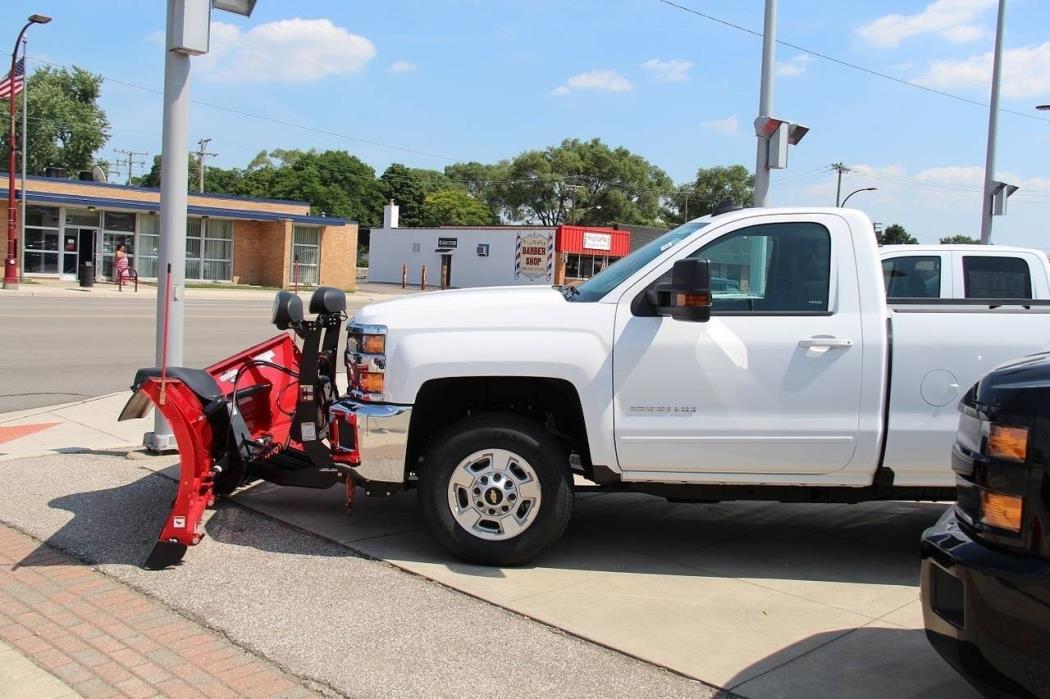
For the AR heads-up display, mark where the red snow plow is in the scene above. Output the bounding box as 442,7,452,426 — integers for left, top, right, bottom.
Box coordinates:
119,287,360,569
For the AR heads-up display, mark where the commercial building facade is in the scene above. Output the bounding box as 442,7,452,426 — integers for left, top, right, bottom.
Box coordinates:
3,174,358,288
368,205,630,288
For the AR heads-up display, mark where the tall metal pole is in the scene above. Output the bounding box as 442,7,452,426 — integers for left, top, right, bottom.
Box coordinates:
4,21,31,291
753,0,777,207
18,38,26,283
980,0,1006,244
145,2,191,451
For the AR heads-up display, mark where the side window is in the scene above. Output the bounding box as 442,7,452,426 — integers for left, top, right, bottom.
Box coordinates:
882,256,941,298
963,256,1032,299
688,222,831,313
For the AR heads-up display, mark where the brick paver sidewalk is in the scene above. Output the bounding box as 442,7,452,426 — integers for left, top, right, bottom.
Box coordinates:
0,525,321,698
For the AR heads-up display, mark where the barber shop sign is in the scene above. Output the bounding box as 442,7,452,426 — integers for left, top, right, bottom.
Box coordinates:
515,231,553,281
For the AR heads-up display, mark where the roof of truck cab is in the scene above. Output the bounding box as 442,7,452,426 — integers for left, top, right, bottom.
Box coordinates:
881,244,1047,255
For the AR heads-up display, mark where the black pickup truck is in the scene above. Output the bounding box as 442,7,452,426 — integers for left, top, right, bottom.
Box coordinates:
921,353,1050,698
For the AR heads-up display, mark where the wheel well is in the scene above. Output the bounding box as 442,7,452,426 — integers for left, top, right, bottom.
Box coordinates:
405,377,592,480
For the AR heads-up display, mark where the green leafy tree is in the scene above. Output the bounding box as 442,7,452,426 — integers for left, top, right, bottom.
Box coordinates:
444,160,508,220
877,223,918,245
422,188,497,226
249,150,386,224
412,168,457,195
1,66,110,175
499,138,672,226
380,163,426,226
940,234,980,244
668,165,754,223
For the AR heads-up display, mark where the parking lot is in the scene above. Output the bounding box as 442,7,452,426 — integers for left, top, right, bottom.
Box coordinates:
0,441,975,697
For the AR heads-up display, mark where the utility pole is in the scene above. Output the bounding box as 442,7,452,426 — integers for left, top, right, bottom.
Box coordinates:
980,0,1007,244
113,148,148,185
752,0,777,207
831,163,851,206
194,137,217,192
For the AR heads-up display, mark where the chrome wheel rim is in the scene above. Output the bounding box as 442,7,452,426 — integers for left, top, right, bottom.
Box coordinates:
446,448,542,541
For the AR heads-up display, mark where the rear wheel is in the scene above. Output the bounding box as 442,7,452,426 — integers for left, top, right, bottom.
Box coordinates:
419,413,573,566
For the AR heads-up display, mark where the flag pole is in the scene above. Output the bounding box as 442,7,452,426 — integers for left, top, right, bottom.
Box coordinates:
18,38,26,282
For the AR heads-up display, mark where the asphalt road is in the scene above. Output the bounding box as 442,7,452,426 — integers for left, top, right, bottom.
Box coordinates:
0,294,372,413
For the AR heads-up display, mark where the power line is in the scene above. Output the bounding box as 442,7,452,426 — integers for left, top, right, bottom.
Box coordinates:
112,148,148,185
194,137,217,192
26,56,459,162
655,0,1050,125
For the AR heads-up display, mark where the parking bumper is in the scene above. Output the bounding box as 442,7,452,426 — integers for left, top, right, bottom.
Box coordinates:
329,399,412,492
920,508,1050,698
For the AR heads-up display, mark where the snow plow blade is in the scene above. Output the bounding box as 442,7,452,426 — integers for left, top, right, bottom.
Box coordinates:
119,334,302,570
122,374,219,570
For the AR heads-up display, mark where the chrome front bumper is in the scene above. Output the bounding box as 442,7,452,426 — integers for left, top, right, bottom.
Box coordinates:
329,399,412,488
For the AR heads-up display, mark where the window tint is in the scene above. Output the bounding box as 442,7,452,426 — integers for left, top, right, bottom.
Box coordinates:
882,256,941,298
687,222,831,313
963,256,1032,299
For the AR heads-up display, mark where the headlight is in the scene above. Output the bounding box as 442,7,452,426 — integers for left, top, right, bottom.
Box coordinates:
987,424,1028,462
346,323,387,401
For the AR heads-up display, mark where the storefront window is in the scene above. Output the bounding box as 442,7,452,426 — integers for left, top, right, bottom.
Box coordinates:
137,215,159,278
65,209,100,227
564,253,617,280
292,225,320,286
23,205,60,274
185,218,233,281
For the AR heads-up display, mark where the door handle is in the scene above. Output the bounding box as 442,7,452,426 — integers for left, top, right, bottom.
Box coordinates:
798,337,853,348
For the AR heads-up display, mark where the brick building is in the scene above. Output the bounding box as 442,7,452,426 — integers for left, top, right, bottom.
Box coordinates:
2,174,358,288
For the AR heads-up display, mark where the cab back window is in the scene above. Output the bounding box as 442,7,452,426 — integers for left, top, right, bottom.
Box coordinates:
963,256,1032,299
882,256,941,298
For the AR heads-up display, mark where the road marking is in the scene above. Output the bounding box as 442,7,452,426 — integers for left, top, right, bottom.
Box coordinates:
0,422,59,445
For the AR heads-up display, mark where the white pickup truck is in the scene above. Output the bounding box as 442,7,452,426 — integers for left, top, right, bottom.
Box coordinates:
342,207,1050,565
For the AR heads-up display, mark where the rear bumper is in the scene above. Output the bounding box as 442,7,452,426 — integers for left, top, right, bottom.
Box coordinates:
920,508,1050,698
329,399,412,491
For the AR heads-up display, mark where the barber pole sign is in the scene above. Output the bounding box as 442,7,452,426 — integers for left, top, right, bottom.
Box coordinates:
515,231,553,281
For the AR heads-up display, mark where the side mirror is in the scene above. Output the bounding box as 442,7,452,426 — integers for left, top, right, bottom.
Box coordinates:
309,286,347,315
647,258,712,322
272,291,304,330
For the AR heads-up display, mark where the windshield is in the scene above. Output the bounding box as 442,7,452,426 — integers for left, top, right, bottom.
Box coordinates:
569,220,709,301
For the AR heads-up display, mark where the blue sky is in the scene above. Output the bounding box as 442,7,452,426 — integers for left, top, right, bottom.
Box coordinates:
4,0,1050,246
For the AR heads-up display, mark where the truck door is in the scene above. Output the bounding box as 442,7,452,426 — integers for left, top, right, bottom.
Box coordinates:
612,214,866,476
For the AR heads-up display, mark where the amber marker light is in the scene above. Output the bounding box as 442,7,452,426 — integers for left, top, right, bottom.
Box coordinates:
360,334,386,355
987,425,1028,462
981,491,1024,532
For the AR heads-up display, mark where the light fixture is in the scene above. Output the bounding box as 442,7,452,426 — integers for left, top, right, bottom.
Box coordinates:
28,14,52,24
212,0,257,16
1037,104,1050,111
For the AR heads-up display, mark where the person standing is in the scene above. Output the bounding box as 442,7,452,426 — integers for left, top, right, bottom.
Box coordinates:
114,243,130,285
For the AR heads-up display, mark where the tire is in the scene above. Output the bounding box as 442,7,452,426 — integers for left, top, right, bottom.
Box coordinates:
419,412,573,566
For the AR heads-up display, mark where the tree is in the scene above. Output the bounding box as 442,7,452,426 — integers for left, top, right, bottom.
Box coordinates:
422,188,497,226
250,150,386,224
668,165,754,223
412,168,457,195
1,66,110,175
498,138,672,226
877,224,918,245
379,163,426,226
940,234,980,244
444,160,508,220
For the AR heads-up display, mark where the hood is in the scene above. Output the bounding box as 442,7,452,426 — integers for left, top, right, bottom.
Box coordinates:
967,350,1050,418
353,286,571,327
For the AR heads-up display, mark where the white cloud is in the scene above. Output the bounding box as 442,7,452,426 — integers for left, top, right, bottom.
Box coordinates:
856,0,994,49
196,18,376,83
387,59,416,73
551,69,633,95
776,54,812,78
918,41,1050,98
701,116,739,135
640,58,693,82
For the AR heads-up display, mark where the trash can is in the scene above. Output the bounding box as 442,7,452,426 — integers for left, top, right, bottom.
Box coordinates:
78,261,94,288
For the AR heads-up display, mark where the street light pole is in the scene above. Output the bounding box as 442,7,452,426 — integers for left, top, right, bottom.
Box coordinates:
980,0,1007,244
840,187,877,207
4,14,49,291
753,0,777,207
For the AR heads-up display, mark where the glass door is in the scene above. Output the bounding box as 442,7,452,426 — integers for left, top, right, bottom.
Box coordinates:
61,230,79,278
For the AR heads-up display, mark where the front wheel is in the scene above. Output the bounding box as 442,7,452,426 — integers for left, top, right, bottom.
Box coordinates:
419,413,573,566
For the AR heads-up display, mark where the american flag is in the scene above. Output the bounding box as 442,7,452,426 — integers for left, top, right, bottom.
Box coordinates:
0,58,25,100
